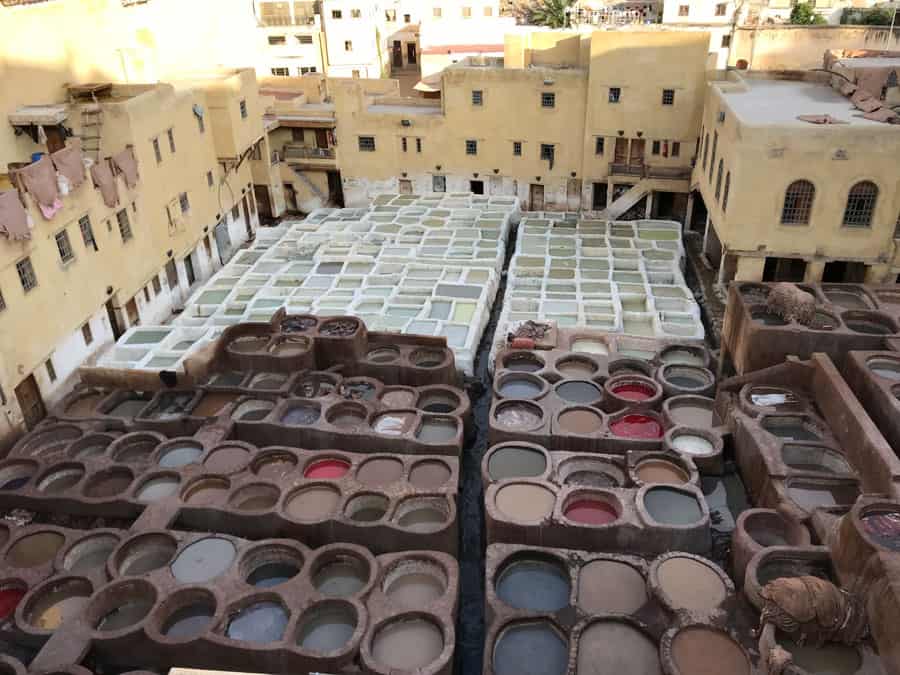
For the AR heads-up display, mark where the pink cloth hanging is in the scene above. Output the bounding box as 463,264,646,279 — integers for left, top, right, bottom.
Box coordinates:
0,190,31,240
17,155,59,208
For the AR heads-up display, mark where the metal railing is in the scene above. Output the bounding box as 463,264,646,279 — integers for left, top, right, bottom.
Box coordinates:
283,144,335,160
609,163,692,180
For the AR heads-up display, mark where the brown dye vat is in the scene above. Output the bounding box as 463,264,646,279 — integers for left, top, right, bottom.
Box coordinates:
357,458,404,487
668,401,715,428
371,617,444,671
576,621,661,675
556,357,597,378
577,560,648,614
254,454,297,480
382,390,417,408
38,466,85,494
558,408,603,434
6,532,64,568
635,459,689,485
656,557,727,611
670,627,749,675
286,486,341,521
183,478,230,505
384,561,446,606
192,393,239,417
66,394,104,417
409,460,451,489
29,585,91,630
495,484,555,522
83,469,133,498
204,446,250,474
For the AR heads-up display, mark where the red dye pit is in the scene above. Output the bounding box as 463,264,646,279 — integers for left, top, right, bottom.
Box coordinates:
610,414,663,439
611,383,655,401
303,459,350,479
564,499,618,524
0,588,24,619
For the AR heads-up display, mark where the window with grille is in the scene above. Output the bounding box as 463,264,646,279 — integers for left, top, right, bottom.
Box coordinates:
401,137,408,152
416,138,422,153
143,286,151,303
240,100,248,118
268,35,287,45
117,209,132,242
152,137,162,163
82,321,93,345
723,172,731,212
167,128,176,153
662,89,675,105
46,358,57,383
404,13,411,21
331,9,342,18
608,87,621,103
843,181,878,227
541,92,556,108
715,160,724,201
300,66,317,74
358,136,376,152
595,137,604,155
513,141,522,156
351,8,361,17
433,175,446,192
55,230,74,263
672,141,680,157
297,34,314,44
179,192,190,213
79,215,96,250
271,67,290,76
540,144,555,162
678,4,689,14
17,257,37,292
465,139,478,155
721,35,731,48
651,140,661,155
344,40,353,51
472,90,483,106
781,180,815,224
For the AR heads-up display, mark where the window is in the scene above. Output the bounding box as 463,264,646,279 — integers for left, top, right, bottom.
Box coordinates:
672,141,680,157
358,136,376,152
351,8,361,17
662,89,675,105
117,209,133,241
386,9,396,20
152,276,161,294
721,35,731,48
462,6,472,17
465,139,478,155
167,128,176,153
595,137,604,155
331,9,342,18
185,255,196,286
608,87,621,103
300,66,317,74
402,137,408,153
82,321,93,345
723,172,731,212
843,181,878,228
540,144,555,162
55,229,74,263
143,286,151,303
651,140,661,155
133,200,138,214
541,92,556,108
484,6,493,15
45,358,57,383
352,70,360,78
152,137,162,163
240,99,248,119
17,257,37,293
404,13,411,22
781,180,815,224
207,170,214,187
0,288,5,312
344,40,353,51
709,131,718,181
297,34,314,44
179,192,190,213
416,138,422,153
702,133,709,170
78,215,96,251
271,67,290,76
678,4,689,14
433,7,442,17
715,159,724,202
472,90,483,106
268,35,286,45
715,2,726,14
513,141,522,156
433,175,446,192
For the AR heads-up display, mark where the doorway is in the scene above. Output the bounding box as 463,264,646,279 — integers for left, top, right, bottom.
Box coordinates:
592,183,607,210
125,298,140,327
14,375,46,431
629,139,645,167
254,185,272,219
407,43,417,65
392,41,403,68
822,261,868,283
399,179,413,194
315,128,329,149
327,171,344,206
470,180,484,195
529,183,544,211
105,299,124,340
214,220,233,265
242,195,252,238
614,137,628,164
566,178,582,210
763,257,807,282
184,254,196,287
284,183,297,211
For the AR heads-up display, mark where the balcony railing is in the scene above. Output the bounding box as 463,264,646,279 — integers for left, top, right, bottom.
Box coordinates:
609,163,692,180
283,144,335,161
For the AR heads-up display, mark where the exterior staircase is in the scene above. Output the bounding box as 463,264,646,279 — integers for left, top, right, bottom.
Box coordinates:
597,178,651,220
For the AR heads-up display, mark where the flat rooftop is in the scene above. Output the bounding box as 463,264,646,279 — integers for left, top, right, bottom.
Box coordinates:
722,78,889,128
834,56,900,69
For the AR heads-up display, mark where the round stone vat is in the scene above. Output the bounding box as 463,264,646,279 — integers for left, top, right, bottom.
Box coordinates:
604,374,661,412
85,579,157,634
68,434,115,461
659,345,706,367
82,467,134,499
563,492,620,525
319,317,361,338
485,444,549,482
494,553,570,612
665,427,721,462
252,450,298,480
650,554,732,614
382,556,448,608
609,411,664,439
555,380,604,405
664,395,717,429
492,620,568,675
409,459,452,489
665,626,750,675
367,345,400,364
345,494,389,524
326,402,368,430
240,543,304,588
134,473,181,503
417,388,462,415
114,533,178,576
153,588,217,641
577,558,648,614
576,618,661,675
380,387,418,409
493,400,545,431
280,402,321,426
304,458,350,480
170,537,236,584
732,509,810,587
311,549,371,598
0,460,37,491
203,445,252,474
841,310,896,336
23,576,92,631
295,600,359,655
416,416,459,443
6,531,65,568
494,482,556,523
36,463,85,495
155,440,204,469
501,351,546,373
641,486,705,526
372,410,418,436
232,399,275,422
555,354,600,379
860,505,900,552
224,598,289,643
182,476,231,506
62,533,120,574
394,497,451,533
658,364,715,397
230,483,280,512
495,372,548,400
557,457,626,488
633,457,691,486
410,348,450,369
356,457,404,487
557,406,605,435
284,484,341,522
370,615,446,671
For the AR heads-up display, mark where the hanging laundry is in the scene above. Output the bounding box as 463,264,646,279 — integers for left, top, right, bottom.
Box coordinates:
90,158,119,208
112,146,140,189
0,190,32,240
16,155,59,209
51,140,86,189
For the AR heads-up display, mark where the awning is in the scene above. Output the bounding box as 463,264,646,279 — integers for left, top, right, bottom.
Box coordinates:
414,74,442,93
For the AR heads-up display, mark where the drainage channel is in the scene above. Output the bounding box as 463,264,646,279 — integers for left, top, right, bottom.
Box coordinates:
455,220,519,675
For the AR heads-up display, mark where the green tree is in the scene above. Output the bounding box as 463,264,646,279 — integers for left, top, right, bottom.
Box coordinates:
518,0,578,27
789,2,827,24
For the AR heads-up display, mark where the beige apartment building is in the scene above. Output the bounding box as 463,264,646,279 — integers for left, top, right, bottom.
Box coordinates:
0,2,284,446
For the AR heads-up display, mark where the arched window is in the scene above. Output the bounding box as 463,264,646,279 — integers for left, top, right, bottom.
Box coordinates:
781,180,815,225
715,160,724,202
723,172,731,212
702,133,709,171
843,181,878,228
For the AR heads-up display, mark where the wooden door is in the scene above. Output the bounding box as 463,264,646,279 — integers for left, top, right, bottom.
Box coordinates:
629,139,645,166
242,195,252,238
529,183,544,211
566,178,582,210
407,43,417,65
105,299,124,340
15,375,46,431
315,129,329,149
392,41,403,68
614,137,628,164
399,179,413,194
254,185,272,219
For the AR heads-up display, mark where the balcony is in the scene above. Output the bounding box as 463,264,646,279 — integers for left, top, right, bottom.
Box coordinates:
609,163,693,181
283,143,335,168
